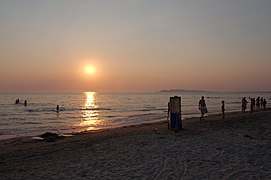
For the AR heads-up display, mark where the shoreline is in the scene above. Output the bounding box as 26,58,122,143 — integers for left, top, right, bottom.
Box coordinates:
0,109,246,141
1,109,271,179
0,108,268,141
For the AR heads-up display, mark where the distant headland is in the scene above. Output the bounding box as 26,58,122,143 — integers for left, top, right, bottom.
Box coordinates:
159,89,271,93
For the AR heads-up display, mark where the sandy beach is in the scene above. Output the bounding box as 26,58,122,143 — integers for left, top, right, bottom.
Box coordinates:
1,109,271,179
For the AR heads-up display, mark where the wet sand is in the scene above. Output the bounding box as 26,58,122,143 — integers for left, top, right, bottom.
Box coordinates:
1,109,271,179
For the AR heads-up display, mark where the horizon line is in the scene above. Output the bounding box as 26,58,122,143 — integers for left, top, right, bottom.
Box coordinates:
1,89,271,94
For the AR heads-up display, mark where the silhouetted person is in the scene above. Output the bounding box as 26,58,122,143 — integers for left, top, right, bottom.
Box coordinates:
256,97,260,109
221,100,225,119
15,99,20,104
199,96,207,121
241,97,248,112
250,98,255,113
24,100,27,106
260,97,264,108
56,105,60,113
263,99,267,110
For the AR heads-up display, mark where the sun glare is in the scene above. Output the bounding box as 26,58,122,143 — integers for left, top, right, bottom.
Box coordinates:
85,66,95,74
87,67,93,73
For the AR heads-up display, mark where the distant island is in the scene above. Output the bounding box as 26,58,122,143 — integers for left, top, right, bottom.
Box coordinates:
159,89,271,93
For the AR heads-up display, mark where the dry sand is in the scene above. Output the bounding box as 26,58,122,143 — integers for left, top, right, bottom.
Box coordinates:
1,109,271,179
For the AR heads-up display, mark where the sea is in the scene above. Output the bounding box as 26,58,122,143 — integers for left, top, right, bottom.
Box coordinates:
0,92,270,140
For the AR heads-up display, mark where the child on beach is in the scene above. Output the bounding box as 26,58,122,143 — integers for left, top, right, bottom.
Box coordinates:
221,100,225,119
199,96,207,121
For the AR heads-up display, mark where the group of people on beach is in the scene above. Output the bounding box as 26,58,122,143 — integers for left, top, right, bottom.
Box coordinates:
15,98,27,106
198,96,225,120
199,96,268,121
242,97,267,113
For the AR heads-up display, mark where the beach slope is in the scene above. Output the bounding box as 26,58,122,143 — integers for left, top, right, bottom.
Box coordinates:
1,110,271,179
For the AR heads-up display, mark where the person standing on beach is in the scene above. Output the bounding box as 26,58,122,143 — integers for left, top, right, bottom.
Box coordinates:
221,100,225,119
256,97,260,110
24,100,27,106
260,97,264,108
250,98,255,113
242,97,248,112
199,96,207,121
263,99,267,110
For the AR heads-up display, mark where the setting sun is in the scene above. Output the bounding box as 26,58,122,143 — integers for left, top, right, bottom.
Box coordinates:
85,66,95,74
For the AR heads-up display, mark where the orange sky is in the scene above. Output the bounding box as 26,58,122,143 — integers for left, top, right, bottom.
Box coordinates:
1,1,271,92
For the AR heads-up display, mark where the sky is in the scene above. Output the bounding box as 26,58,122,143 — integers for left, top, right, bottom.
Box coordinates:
1,0,271,92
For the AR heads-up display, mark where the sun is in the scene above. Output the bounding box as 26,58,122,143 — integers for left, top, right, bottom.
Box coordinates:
85,66,95,74
87,67,93,73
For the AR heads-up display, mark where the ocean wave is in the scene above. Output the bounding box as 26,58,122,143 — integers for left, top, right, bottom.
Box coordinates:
103,115,116,118
138,107,167,112
26,108,58,113
0,113,10,117
227,101,241,104
206,96,221,99
18,122,43,125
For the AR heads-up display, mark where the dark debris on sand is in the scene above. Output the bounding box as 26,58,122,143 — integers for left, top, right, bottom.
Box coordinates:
39,132,62,142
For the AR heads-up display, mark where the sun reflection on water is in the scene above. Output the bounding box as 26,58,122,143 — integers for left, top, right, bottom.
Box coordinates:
80,92,99,130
